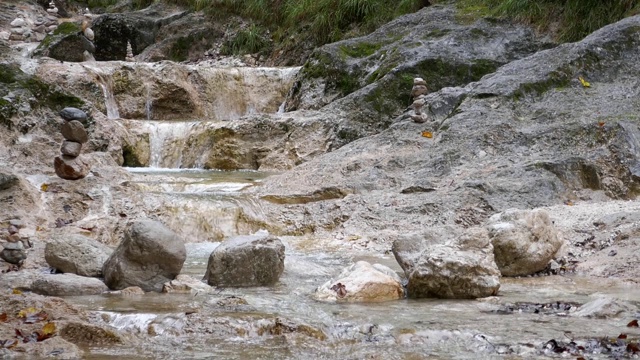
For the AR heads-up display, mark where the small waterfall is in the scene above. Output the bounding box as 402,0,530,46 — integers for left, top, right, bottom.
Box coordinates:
142,121,200,168
83,64,120,119
145,84,153,120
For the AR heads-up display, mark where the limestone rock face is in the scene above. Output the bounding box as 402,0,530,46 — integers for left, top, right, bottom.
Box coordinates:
314,261,404,302
487,209,563,276
61,120,88,143
203,234,285,287
60,140,82,157
54,155,90,180
393,227,501,299
31,274,108,296
103,219,186,292
45,234,112,277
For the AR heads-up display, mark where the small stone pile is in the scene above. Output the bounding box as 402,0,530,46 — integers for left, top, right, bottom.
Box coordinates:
4,5,59,43
82,9,96,61
125,41,135,62
0,220,29,266
54,107,90,180
410,77,429,123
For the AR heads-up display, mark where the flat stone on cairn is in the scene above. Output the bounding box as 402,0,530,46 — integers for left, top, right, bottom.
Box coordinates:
410,77,429,123
60,107,88,123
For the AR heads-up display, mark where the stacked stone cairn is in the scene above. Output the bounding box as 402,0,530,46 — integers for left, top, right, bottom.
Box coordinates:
0,221,29,267
3,4,59,43
82,9,96,61
410,77,429,123
125,41,135,62
54,107,91,180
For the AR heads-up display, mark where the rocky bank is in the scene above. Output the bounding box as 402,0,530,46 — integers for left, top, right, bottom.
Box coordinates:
1,0,640,358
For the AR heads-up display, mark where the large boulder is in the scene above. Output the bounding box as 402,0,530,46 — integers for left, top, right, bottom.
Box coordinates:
33,22,95,62
487,209,563,276
31,274,108,296
203,233,285,287
103,219,186,292
393,227,500,299
314,261,404,302
45,234,113,277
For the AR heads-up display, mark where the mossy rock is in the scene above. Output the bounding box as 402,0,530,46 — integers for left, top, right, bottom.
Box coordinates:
35,22,94,62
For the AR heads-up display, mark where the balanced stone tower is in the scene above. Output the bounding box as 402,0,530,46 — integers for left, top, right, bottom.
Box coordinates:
54,107,90,180
410,77,429,123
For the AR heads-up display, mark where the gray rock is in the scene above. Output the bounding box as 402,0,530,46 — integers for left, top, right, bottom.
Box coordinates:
8,219,24,228
487,209,563,276
203,234,285,287
33,22,95,62
31,274,108,296
0,248,26,265
571,297,635,318
393,227,500,299
61,120,88,143
103,219,186,292
45,234,112,277
0,171,19,190
60,140,82,157
3,241,23,250
59,107,88,122
54,155,90,180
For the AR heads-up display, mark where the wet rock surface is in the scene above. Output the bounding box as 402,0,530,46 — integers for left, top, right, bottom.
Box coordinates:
314,261,404,302
487,209,564,276
103,219,186,292
203,233,285,287
45,234,112,277
31,273,109,296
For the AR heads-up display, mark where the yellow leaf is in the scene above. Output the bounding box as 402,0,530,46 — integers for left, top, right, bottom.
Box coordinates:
578,76,590,88
40,183,48,192
12,288,22,295
18,307,38,318
421,131,433,138
42,322,57,336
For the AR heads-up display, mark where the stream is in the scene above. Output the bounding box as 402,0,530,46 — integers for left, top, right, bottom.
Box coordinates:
61,170,640,359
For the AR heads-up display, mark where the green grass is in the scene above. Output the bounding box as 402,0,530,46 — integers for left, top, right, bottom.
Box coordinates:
167,0,427,46
220,25,270,55
455,0,640,42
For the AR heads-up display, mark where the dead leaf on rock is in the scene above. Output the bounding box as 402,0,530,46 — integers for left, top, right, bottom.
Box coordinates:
0,313,7,322
40,183,48,192
421,131,433,138
18,308,48,324
12,288,22,295
628,319,639,327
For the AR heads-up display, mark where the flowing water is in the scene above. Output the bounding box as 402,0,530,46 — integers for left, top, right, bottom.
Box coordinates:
63,62,640,359
83,63,120,120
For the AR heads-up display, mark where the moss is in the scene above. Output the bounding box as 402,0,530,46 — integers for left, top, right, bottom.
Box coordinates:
338,42,382,58
302,51,360,96
336,128,360,142
512,68,572,100
169,36,193,62
0,98,16,129
0,64,19,84
21,78,84,111
422,28,451,40
53,22,81,36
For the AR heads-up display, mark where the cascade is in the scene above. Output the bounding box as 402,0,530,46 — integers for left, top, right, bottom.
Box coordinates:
82,64,120,119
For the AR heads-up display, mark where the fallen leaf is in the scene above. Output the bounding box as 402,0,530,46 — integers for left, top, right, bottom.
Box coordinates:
42,322,56,336
628,343,640,353
0,313,6,322
628,319,639,327
12,288,22,295
598,121,605,127
578,76,591,88
421,131,433,138
17,308,38,318
40,183,48,192
618,333,628,339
